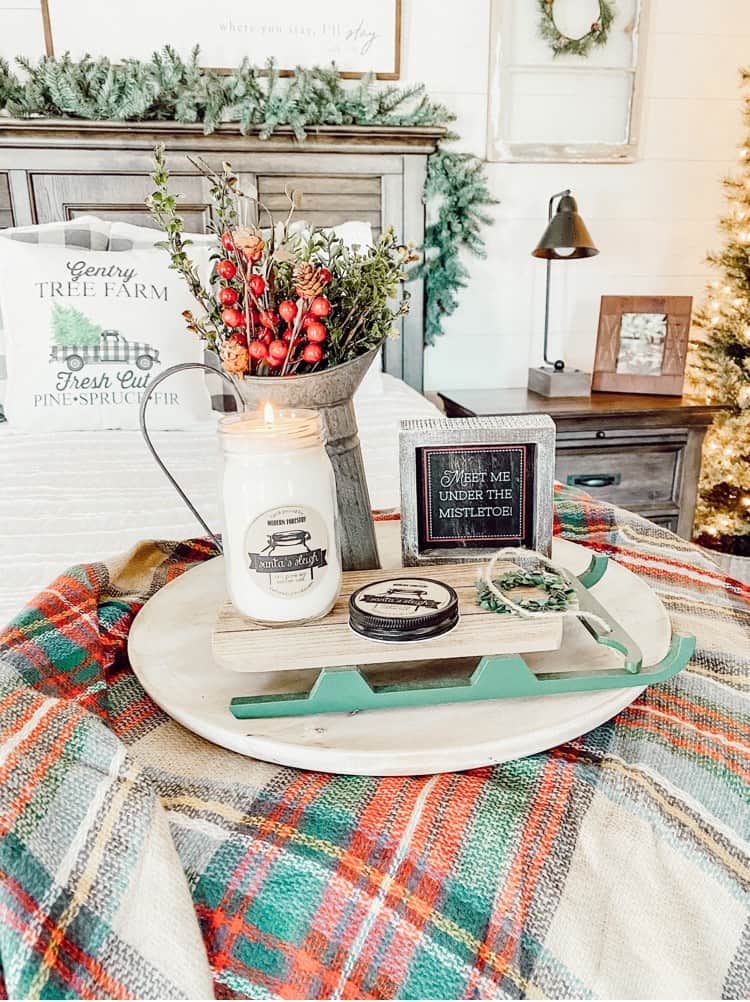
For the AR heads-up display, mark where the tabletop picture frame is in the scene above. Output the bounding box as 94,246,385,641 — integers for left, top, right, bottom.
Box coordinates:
399,415,555,566
592,295,693,396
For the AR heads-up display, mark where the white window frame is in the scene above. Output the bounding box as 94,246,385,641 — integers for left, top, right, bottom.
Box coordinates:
486,0,650,163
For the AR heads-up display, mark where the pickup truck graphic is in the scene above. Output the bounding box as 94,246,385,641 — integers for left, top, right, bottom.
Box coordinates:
49,330,161,373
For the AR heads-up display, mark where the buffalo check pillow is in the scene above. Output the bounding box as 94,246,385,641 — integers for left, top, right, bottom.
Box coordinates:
0,240,212,431
0,217,112,414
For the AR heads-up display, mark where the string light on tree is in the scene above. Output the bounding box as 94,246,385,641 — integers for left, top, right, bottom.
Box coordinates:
688,72,750,556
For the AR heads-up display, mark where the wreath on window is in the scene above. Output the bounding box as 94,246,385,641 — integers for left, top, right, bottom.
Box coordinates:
537,0,615,58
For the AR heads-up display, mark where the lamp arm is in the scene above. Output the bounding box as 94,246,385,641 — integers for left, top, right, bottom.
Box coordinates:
542,189,571,370
543,259,553,367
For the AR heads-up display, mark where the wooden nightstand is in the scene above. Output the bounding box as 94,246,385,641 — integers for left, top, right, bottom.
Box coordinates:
438,389,724,539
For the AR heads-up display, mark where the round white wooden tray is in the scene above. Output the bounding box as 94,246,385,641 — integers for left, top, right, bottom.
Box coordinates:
128,538,671,775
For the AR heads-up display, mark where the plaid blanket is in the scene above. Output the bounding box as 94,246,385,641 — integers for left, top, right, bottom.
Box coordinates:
0,489,748,1000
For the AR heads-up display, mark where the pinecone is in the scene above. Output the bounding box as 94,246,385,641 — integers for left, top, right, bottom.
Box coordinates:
220,340,249,376
232,227,265,262
293,262,326,299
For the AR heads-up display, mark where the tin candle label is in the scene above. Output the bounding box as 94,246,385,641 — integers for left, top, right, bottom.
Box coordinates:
354,580,451,616
349,576,460,641
245,505,329,597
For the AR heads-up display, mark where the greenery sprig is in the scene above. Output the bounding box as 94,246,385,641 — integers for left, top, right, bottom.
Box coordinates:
0,47,495,346
148,146,224,343
537,0,614,58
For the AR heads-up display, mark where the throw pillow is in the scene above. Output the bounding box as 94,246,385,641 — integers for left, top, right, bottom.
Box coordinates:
0,241,212,431
0,217,112,412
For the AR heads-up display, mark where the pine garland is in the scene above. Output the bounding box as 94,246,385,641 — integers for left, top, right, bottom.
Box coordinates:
0,47,494,345
417,151,496,345
0,48,455,136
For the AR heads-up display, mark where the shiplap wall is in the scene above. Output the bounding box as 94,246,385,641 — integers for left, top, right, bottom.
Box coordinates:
2,0,749,390
403,0,750,391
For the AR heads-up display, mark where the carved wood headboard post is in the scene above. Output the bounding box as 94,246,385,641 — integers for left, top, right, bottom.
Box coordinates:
0,120,444,391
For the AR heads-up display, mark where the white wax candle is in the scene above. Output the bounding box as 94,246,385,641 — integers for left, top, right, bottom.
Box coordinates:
218,405,342,624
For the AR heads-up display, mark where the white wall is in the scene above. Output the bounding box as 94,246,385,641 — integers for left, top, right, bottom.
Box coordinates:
3,0,748,392
407,0,750,391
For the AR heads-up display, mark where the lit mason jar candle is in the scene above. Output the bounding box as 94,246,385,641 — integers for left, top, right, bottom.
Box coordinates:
218,404,342,623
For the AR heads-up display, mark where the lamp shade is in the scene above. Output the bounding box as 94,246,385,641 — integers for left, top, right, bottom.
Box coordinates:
532,193,598,260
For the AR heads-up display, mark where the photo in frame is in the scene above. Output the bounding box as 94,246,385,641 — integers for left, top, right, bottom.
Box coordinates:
41,0,402,79
399,415,555,566
592,295,693,395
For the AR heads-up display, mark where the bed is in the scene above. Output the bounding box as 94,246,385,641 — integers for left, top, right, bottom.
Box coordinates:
0,121,748,1001
0,375,439,625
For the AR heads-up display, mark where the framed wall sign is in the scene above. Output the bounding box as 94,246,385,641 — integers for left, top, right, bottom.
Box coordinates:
592,295,693,396
399,415,555,565
41,0,402,79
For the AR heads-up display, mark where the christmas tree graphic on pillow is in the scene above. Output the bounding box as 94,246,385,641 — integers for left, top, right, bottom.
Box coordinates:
48,304,161,373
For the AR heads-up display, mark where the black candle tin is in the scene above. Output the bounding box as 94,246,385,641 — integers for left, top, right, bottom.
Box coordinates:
348,576,459,642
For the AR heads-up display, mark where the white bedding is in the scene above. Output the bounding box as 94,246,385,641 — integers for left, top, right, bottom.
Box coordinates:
0,375,439,626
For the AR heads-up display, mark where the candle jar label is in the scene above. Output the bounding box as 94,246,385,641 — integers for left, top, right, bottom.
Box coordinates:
245,505,330,598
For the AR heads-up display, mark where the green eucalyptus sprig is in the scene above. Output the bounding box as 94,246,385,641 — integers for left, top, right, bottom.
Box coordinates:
146,144,223,346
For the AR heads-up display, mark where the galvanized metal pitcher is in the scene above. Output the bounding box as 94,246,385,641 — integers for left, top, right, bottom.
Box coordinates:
139,346,381,571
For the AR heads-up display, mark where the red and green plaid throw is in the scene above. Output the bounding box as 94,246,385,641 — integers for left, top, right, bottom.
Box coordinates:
0,487,748,1000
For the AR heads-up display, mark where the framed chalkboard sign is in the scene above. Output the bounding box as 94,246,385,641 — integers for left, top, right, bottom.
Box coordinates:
399,415,555,565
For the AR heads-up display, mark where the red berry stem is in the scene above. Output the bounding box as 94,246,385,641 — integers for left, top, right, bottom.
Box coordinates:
280,295,308,375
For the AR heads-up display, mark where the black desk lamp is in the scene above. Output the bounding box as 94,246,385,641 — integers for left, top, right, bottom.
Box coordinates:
528,189,598,397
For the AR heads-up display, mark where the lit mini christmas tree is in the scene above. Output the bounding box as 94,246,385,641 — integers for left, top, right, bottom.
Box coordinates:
688,72,750,557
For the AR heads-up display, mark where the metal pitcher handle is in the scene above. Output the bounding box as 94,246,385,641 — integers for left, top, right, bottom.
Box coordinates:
138,361,246,550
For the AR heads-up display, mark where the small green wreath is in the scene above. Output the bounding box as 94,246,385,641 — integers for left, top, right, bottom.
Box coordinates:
537,0,615,58
476,570,576,615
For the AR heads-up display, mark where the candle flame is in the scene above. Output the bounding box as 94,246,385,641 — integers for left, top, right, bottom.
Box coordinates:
263,402,275,424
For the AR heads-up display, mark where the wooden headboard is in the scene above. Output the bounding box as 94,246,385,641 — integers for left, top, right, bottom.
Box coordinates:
0,120,443,390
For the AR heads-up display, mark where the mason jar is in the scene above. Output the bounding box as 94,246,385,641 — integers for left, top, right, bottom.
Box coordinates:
218,406,342,624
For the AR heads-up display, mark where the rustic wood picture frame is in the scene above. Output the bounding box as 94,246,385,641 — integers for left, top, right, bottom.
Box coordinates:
399,415,556,566
40,0,402,79
592,295,693,396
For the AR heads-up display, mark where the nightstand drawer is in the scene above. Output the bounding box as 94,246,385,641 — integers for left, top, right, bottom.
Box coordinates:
648,513,680,533
555,444,682,508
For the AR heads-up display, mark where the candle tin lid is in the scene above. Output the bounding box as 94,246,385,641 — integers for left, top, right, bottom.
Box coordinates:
349,576,459,643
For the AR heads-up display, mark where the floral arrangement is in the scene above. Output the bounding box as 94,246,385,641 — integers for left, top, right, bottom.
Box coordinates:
147,145,415,377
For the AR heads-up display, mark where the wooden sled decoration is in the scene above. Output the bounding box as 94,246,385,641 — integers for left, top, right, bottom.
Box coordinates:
220,554,695,720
